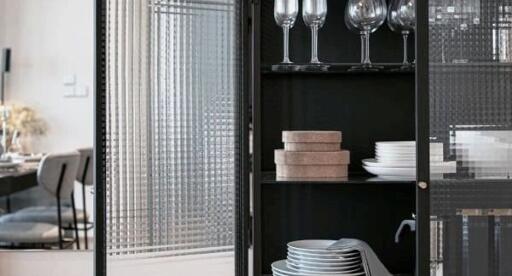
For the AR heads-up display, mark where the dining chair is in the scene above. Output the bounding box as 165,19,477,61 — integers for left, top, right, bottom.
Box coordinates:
76,147,93,249
0,151,80,249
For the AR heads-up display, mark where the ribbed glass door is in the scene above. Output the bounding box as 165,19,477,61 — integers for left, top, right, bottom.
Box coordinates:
101,0,244,274
426,1,512,275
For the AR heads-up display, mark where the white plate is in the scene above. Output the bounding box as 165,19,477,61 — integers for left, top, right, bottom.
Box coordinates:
363,159,451,168
363,162,456,177
288,240,358,254
375,141,443,148
375,154,444,161
364,158,415,168
375,141,416,146
272,260,366,276
287,254,361,265
288,249,360,259
286,260,363,273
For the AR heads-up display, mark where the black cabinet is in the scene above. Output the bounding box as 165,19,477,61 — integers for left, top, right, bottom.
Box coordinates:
251,1,418,275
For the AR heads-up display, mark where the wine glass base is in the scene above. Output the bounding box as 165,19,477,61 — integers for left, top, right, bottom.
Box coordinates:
303,63,330,72
391,64,415,72
348,64,383,72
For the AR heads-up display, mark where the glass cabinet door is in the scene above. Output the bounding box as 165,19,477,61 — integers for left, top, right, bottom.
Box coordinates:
419,0,512,275
96,0,248,275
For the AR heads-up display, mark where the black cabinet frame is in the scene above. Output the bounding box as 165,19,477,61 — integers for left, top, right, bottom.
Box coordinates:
94,0,431,275
94,0,251,276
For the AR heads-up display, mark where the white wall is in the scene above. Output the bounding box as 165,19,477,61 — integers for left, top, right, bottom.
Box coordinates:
0,0,94,153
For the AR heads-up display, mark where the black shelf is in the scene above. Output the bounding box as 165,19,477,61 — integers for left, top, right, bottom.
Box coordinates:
261,171,415,185
262,63,415,74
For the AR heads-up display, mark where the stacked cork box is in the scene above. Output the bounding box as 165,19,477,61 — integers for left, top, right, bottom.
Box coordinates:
275,131,350,178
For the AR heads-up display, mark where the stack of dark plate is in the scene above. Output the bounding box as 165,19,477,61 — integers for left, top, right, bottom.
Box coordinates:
271,240,367,276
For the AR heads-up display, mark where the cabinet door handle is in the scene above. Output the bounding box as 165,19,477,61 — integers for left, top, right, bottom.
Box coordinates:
418,181,428,189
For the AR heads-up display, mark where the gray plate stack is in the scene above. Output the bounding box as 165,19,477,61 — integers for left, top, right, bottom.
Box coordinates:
275,131,350,179
271,240,367,276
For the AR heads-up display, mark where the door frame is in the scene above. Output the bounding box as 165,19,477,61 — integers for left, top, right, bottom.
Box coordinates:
94,0,106,275
93,0,251,275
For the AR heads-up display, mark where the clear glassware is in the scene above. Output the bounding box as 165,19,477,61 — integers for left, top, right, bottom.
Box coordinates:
345,0,387,71
396,0,416,65
302,0,327,64
274,0,299,64
388,0,410,67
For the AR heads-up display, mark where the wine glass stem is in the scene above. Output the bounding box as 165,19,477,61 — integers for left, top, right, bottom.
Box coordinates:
282,25,292,64
310,25,320,64
361,31,371,66
402,31,409,65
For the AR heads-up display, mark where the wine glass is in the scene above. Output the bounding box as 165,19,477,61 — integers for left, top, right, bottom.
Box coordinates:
397,0,415,64
345,0,387,71
274,0,299,64
302,0,327,64
390,0,415,66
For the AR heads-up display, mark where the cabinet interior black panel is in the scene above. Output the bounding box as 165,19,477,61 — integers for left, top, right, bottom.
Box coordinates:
261,73,415,173
260,0,415,65
254,0,418,276
261,183,416,275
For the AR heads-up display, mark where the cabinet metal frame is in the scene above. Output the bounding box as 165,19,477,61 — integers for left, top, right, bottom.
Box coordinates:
93,0,251,275
415,0,431,275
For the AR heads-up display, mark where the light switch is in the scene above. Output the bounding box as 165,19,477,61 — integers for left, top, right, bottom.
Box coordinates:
76,85,89,97
63,75,77,86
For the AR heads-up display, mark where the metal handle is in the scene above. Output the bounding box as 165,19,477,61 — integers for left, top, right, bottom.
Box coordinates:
395,219,416,243
418,181,428,189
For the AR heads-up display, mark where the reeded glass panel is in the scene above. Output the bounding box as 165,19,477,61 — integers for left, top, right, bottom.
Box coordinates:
429,1,512,275
105,0,241,263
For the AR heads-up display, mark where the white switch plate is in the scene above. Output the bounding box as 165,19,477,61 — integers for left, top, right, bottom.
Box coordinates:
64,86,76,97
76,85,89,97
63,74,77,86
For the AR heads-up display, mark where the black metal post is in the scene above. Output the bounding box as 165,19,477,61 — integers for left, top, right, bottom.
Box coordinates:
95,0,107,274
416,0,430,274
71,191,80,249
82,156,90,249
56,163,67,250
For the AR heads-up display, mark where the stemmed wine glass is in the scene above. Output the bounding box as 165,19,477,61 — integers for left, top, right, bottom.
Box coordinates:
302,0,327,64
388,0,415,67
345,0,387,71
397,0,416,64
274,0,299,64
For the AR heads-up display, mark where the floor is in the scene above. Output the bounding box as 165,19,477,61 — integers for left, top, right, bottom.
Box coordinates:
0,251,235,276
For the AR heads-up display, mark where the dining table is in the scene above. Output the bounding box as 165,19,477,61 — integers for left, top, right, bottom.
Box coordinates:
0,162,39,212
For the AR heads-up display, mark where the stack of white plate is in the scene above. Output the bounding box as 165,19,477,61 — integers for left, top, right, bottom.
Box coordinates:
271,240,366,276
362,141,456,179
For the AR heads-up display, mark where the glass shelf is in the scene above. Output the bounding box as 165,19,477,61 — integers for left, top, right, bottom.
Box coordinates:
261,63,415,74
261,171,416,185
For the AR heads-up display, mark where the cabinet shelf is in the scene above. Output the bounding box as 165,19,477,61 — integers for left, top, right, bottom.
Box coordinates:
261,63,415,75
261,171,415,185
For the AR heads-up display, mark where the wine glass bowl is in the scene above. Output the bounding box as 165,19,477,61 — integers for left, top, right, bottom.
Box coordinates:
345,0,387,32
274,0,299,27
302,0,327,27
302,0,327,64
397,0,416,31
387,0,415,67
387,0,401,32
345,0,387,70
274,0,299,64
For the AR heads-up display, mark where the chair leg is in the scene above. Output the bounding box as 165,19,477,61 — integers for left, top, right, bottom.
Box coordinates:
56,163,67,250
82,183,88,249
71,192,80,250
57,196,63,250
